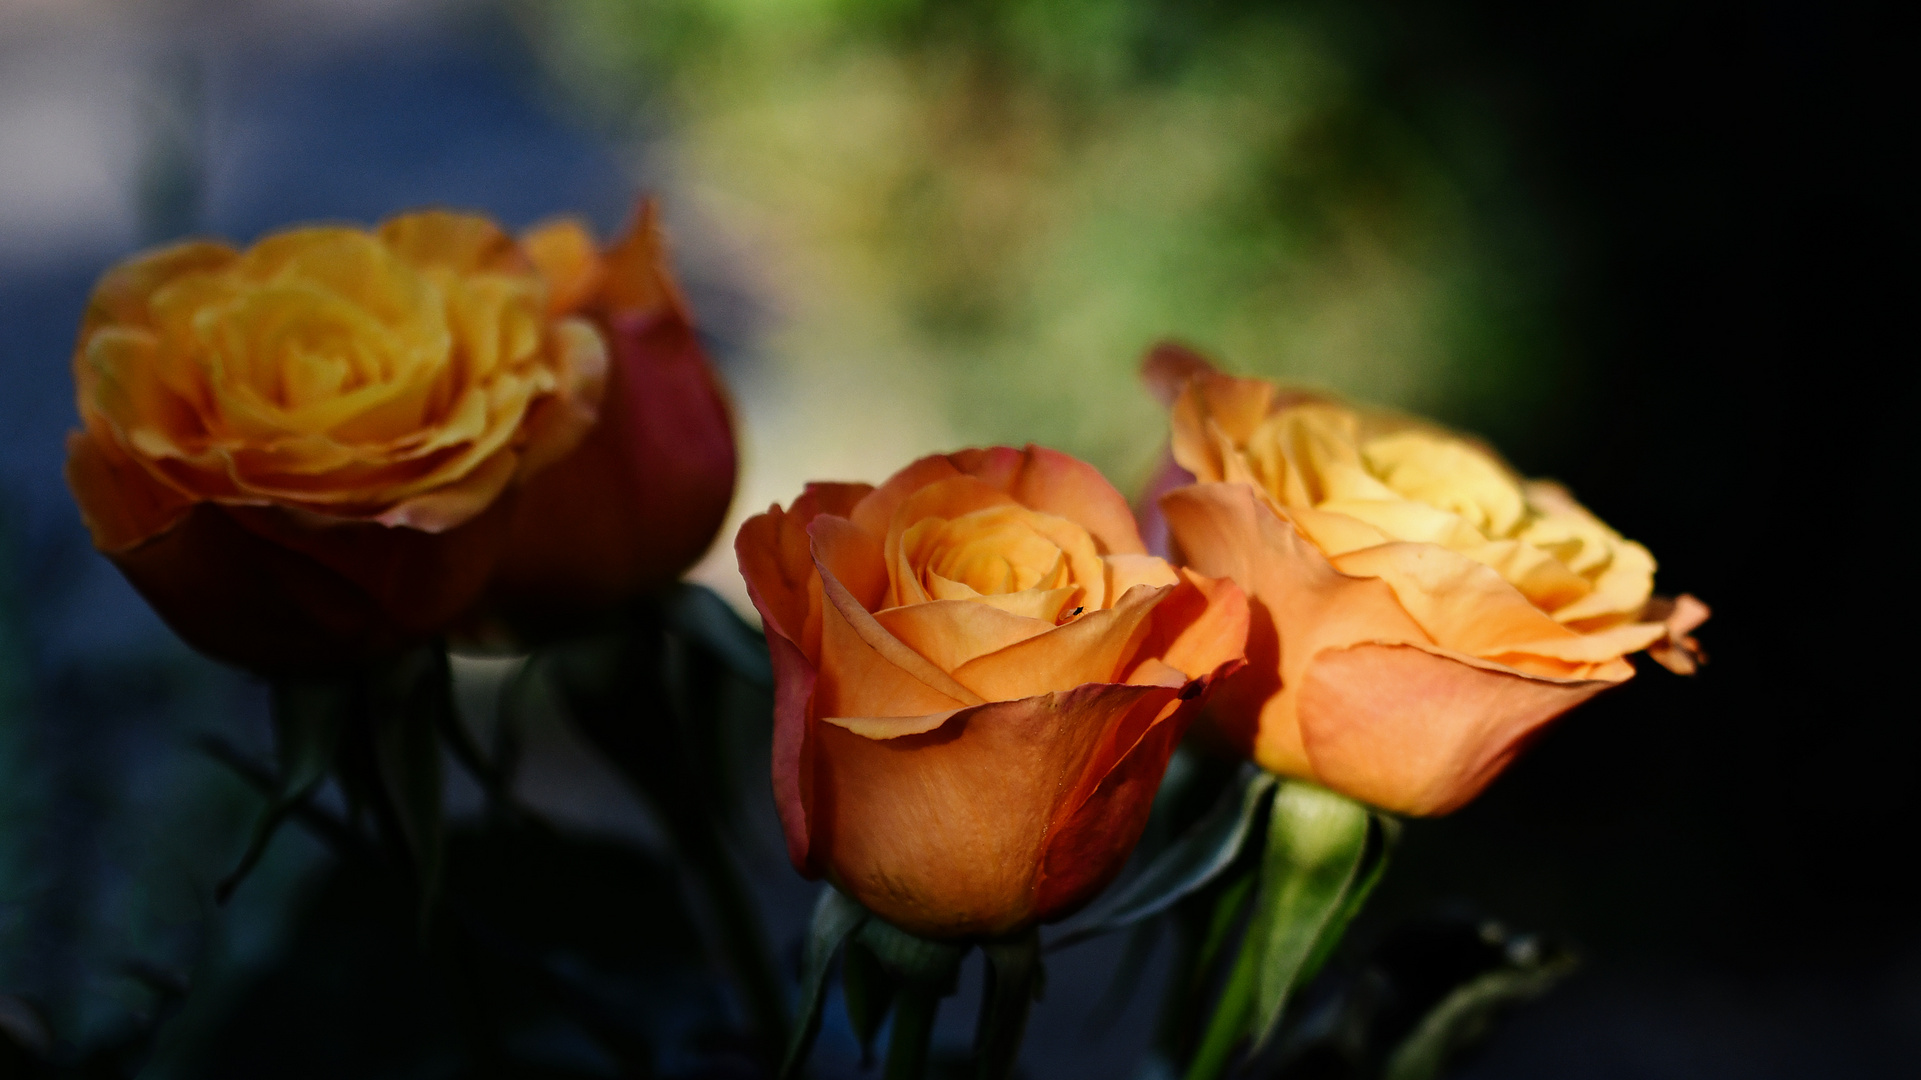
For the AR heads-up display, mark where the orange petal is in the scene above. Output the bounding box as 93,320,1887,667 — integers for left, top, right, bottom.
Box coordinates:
1035,676,1224,921
1297,642,1628,815
813,682,1182,936
1128,567,1250,682
596,197,688,322
952,583,1171,702
64,430,195,553
1160,482,1427,778
520,216,608,316
875,599,1055,674
814,552,982,714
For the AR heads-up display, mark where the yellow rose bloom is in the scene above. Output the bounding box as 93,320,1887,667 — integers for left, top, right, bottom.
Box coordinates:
64,210,606,672
1148,347,1706,814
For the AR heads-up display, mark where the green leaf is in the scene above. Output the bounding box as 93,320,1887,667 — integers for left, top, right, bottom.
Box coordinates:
215,677,349,902
782,887,867,1080
855,917,967,994
1052,769,1277,949
974,929,1043,1080
662,582,772,688
1381,948,1578,1080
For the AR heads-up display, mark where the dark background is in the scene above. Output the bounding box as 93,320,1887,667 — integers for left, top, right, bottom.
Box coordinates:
1,0,1907,1076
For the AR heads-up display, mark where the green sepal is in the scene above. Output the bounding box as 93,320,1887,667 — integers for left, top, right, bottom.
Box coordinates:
1053,769,1277,949
1245,782,1376,1049
781,886,867,1080
1381,941,1577,1080
974,929,1043,1080
1183,781,1384,1080
215,676,349,902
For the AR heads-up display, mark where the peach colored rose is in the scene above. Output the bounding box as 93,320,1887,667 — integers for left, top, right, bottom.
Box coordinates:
64,210,605,672
484,200,737,625
1146,347,1706,815
736,446,1249,937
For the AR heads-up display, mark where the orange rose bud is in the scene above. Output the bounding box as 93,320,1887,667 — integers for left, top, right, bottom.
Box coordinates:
64,212,607,674
1148,347,1707,816
736,446,1249,938
486,200,738,622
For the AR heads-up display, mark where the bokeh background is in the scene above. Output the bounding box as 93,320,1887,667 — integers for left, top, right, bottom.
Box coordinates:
0,0,1906,1076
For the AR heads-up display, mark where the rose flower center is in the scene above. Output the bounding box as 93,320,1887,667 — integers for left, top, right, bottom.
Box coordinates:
897,505,1093,624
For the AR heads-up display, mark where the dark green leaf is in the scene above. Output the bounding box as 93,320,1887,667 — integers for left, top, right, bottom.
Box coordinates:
662,582,773,688
782,887,867,1080
842,938,898,1063
1052,769,1276,949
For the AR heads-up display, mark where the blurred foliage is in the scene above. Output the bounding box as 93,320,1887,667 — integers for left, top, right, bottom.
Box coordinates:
518,0,1561,484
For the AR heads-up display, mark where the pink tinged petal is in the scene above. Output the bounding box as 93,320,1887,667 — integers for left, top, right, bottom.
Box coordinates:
1297,642,1628,816
1134,452,1195,561
758,600,821,875
1644,593,1711,674
951,583,1172,702
1140,340,1219,405
1034,685,1202,920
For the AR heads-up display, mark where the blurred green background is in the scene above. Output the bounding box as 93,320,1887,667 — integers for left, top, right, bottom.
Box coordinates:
517,0,1566,559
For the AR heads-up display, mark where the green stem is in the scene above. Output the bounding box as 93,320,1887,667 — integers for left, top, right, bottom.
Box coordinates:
885,982,943,1080
1182,932,1260,1080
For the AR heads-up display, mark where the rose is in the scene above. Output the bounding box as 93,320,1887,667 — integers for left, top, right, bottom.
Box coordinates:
736,446,1249,937
483,200,737,625
1145,346,1707,815
64,210,606,673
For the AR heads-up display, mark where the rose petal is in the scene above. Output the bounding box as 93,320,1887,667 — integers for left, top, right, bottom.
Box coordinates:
875,599,1055,674
813,683,1181,936
952,583,1171,702
1160,482,1427,777
520,216,607,316
64,430,195,552
1297,641,1627,815
1126,567,1250,682
815,551,984,712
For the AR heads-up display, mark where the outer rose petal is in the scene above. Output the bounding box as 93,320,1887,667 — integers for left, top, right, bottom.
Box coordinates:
812,682,1196,937
489,305,736,620
852,446,1148,558
1296,642,1619,815
109,496,512,674
1161,481,1426,777
737,483,873,656
65,430,193,552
